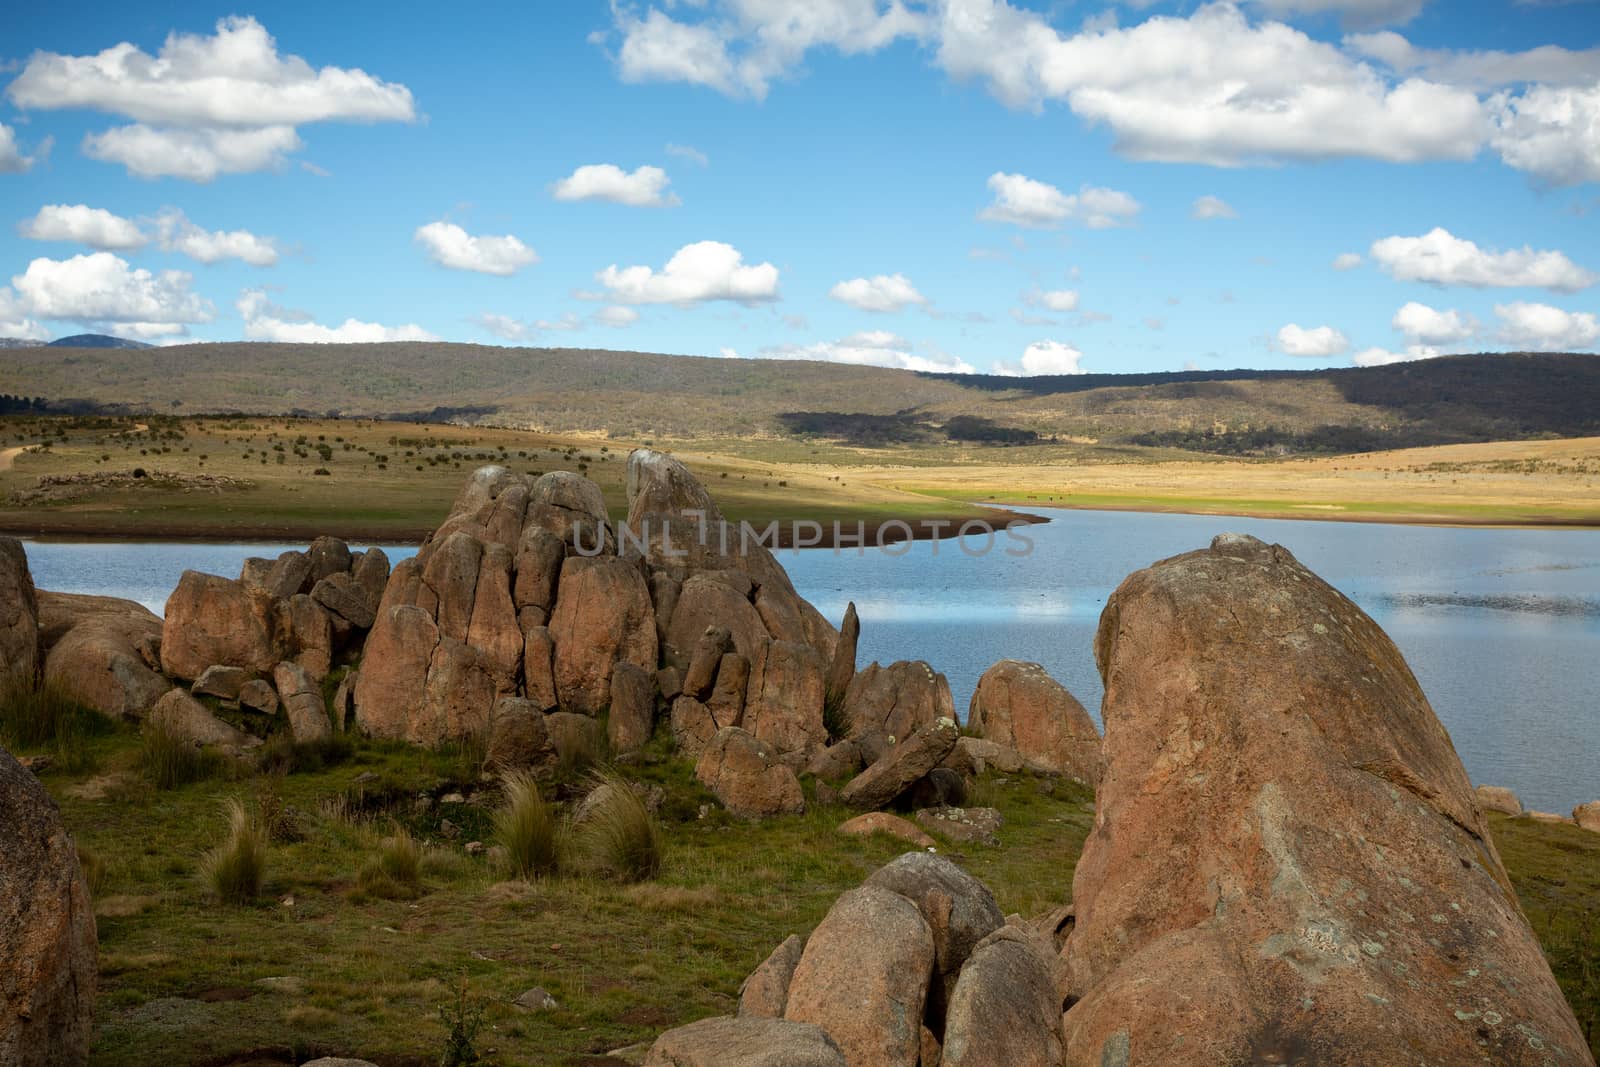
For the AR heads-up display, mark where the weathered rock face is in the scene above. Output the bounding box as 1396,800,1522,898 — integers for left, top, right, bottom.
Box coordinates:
0,746,96,1066
273,661,330,742
844,661,954,763
0,538,39,683
37,591,167,719
484,697,558,779
696,727,805,818
1476,784,1524,817
548,556,657,716
968,660,1101,786
643,1015,847,1067
1575,801,1600,834
841,717,960,811
147,689,257,752
1060,534,1591,1066
940,926,1063,1067
785,884,936,1067
161,571,283,680
608,661,656,754
739,933,805,1019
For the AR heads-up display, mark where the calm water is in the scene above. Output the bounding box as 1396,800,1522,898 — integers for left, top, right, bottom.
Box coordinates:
21,509,1600,812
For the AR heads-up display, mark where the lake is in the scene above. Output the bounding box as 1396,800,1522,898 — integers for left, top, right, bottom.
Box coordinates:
20,508,1600,813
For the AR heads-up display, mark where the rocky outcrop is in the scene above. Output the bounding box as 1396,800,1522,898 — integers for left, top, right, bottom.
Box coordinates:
643,1015,846,1066
0,537,40,682
696,727,805,818
36,591,166,719
548,557,657,715
0,746,96,1066
843,660,954,763
841,717,959,811
1058,534,1590,1066
968,660,1101,785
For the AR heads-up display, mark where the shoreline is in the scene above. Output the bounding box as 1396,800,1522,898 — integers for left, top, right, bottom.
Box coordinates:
991,497,1600,531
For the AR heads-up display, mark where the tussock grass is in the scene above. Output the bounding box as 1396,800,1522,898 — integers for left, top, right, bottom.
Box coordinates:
75,843,106,897
358,824,423,901
0,673,109,772
821,693,851,744
140,717,225,790
200,798,267,905
493,771,562,880
255,731,353,776
572,772,662,883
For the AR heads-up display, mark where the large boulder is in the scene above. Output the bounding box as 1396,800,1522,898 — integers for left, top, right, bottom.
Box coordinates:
548,556,658,716
353,605,438,742
608,660,656,754
844,661,954,763
940,925,1064,1067
739,934,805,1019
1059,534,1590,1065
37,591,167,719
968,660,1101,785
862,852,1003,977
161,570,281,681
147,689,257,753
1476,784,1524,817
696,727,805,818
0,746,96,1066
0,538,38,683
784,884,936,1067
841,717,960,811
643,1015,846,1067
743,640,828,755
273,661,331,742
483,697,558,779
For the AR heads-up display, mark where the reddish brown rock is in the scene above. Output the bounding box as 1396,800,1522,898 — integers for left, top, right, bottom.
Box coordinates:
841,717,960,811
670,696,717,758
1060,533,1589,1066
274,661,330,742
280,593,333,679
643,1015,846,1067
262,549,312,600
353,605,440,741
914,807,1003,848
527,470,610,549
648,570,681,649
740,933,805,1019
844,661,954,763
37,591,166,719
310,571,376,630
968,660,1101,785
682,625,733,699
940,926,1063,1067
1476,784,1524,817
806,740,863,782
190,664,247,701
238,678,277,716
160,570,281,681
0,746,96,1066
743,640,827,755
512,526,564,620
545,711,604,768
548,556,657,715
417,638,496,744
942,737,1022,777
705,651,750,728
1575,801,1600,833
465,543,521,694
484,697,558,779
838,812,936,849
656,665,683,702
863,851,1004,977
608,661,656,755
0,538,39,683
666,575,769,669
696,727,805,818
421,530,482,643
147,689,257,752
351,546,391,608
824,601,859,712
521,623,557,711
784,884,935,1067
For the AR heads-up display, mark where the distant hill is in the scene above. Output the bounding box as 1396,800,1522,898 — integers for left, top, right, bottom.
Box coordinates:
46,333,152,350
0,341,1594,455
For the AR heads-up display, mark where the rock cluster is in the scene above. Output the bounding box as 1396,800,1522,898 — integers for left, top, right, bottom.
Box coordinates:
0,745,96,1066
967,659,1101,786
38,592,167,719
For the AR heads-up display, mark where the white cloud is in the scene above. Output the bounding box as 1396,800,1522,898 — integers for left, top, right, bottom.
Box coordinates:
0,316,50,341
19,204,149,250
5,253,212,330
83,124,304,182
154,209,278,266
415,222,537,276
994,340,1089,376
473,312,582,341
1274,323,1350,356
1347,32,1600,92
8,16,414,180
1251,0,1425,30
665,142,709,166
1491,84,1600,187
594,305,640,327
1191,194,1238,220
758,331,974,373
1022,288,1080,313
596,240,779,305
0,123,47,174
828,273,926,312
550,163,680,207
1370,227,1596,292
979,172,1140,229
1352,343,1443,366
1392,301,1475,343
238,288,435,343
717,346,740,359
1494,301,1600,351
1332,252,1364,270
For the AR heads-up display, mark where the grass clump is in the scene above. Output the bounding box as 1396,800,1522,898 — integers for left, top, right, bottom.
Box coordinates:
358,824,423,900
140,717,225,790
821,692,851,744
572,772,662,883
0,673,109,772
254,730,353,776
199,798,268,906
493,771,561,880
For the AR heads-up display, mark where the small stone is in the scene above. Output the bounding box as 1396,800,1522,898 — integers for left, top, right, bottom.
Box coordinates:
513,986,559,1012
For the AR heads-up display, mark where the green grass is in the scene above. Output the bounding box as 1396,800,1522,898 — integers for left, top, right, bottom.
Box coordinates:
0,674,111,773
139,718,227,790
571,772,663,883
199,798,268,906
493,771,562,881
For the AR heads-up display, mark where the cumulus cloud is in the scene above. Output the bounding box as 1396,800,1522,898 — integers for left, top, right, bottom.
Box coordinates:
1370,227,1596,292
238,288,435,343
1392,300,1475,343
1191,195,1238,220
1332,252,1364,270
979,172,1140,229
828,273,926,312
415,222,537,276
759,336,974,373
1491,84,1600,187
1352,343,1443,366
19,204,149,250
7,16,414,180
0,123,47,174
596,240,779,305
1274,322,1350,356
1494,301,1600,351
1347,32,1600,92
154,209,278,266
0,252,213,338
550,163,680,207
993,340,1089,376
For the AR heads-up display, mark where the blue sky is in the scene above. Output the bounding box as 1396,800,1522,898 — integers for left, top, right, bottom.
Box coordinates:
0,0,1596,375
